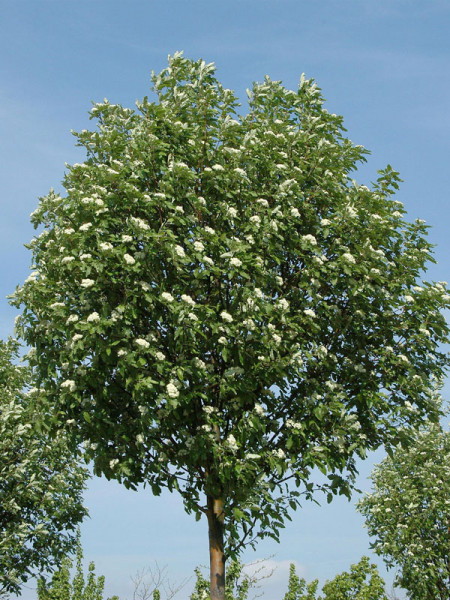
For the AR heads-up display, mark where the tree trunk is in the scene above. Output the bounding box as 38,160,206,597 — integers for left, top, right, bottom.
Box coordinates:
207,495,225,600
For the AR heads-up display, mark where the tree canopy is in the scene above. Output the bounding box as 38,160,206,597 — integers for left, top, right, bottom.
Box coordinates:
358,419,450,599
11,52,450,598
0,338,89,596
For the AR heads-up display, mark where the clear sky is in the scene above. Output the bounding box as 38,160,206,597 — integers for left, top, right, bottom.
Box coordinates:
2,1,449,598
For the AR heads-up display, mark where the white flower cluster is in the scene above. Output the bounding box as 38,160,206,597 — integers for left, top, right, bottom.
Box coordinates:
81,279,95,288
302,234,317,245
181,294,196,306
87,312,100,323
161,292,174,303
342,252,356,264
226,434,238,452
277,298,289,310
61,379,76,392
135,338,150,349
130,217,150,230
99,242,113,251
79,222,92,231
166,381,179,398
230,257,242,267
175,245,186,258
124,253,136,265
193,241,204,252
220,311,233,323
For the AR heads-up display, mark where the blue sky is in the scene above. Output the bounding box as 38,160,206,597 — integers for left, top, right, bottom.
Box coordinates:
2,1,449,598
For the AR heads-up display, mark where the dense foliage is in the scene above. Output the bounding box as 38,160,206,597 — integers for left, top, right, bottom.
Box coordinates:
283,557,388,600
37,532,118,600
358,422,450,599
11,52,449,590
0,338,89,596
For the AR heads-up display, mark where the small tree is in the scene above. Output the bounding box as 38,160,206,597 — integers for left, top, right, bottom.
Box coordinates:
283,557,388,600
12,53,449,600
357,421,450,599
0,338,89,596
37,531,118,600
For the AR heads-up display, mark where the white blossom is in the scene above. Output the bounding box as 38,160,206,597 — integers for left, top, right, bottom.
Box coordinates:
64,228,75,235
81,278,95,288
61,380,76,392
226,434,238,451
130,217,150,230
181,294,196,306
175,245,185,258
204,226,215,235
135,338,150,349
99,242,113,251
230,257,242,267
290,208,300,218
124,253,136,265
203,256,214,266
250,215,261,225
188,312,198,321
220,311,233,323
272,333,282,345
243,318,255,330
155,351,165,361
50,302,65,309
304,308,316,318
273,448,286,459
342,252,356,264
161,292,174,303
66,315,79,324
62,256,75,264
122,234,133,242
166,381,179,398
193,241,205,252
87,312,100,323
254,404,264,416
79,222,92,231
80,253,92,260
277,298,289,310
321,218,331,226
218,336,227,344
212,164,224,171
302,234,317,245
227,207,238,218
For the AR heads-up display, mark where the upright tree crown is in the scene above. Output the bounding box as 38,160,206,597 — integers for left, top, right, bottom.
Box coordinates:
358,419,450,599
12,53,449,563
0,339,89,596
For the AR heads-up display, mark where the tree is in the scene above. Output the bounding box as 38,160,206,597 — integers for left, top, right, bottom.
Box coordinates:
0,338,89,596
357,421,450,599
283,557,388,600
37,531,118,600
11,52,450,600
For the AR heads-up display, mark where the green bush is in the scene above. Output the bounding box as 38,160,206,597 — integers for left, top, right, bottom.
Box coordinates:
37,533,117,600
